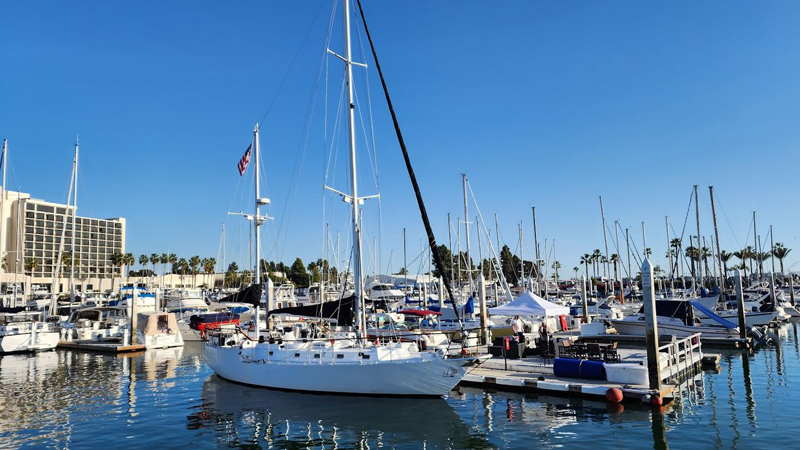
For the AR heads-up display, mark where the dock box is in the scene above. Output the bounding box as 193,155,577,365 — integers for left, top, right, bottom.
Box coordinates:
604,363,648,385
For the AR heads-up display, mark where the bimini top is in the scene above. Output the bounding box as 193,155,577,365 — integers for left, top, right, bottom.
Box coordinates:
136,312,179,335
488,291,570,317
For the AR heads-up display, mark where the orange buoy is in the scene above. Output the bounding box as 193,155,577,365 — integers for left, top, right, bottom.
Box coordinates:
605,388,623,403
651,395,663,406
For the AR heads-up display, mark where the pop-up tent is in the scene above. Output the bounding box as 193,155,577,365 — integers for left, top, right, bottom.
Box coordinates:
488,291,570,317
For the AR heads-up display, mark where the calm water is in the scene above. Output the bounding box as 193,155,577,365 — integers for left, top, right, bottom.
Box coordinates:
1,323,799,449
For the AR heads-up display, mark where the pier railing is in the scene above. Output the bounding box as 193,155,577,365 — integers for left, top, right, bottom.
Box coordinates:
659,333,702,384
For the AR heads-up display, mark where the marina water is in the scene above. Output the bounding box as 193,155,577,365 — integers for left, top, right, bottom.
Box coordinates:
2,322,799,449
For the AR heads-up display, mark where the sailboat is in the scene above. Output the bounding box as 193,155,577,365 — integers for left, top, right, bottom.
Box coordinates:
203,0,487,396
0,140,59,353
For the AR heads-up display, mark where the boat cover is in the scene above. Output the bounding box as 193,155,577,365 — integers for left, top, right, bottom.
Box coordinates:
217,283,262,307
689,300,737,329
267,295,355,326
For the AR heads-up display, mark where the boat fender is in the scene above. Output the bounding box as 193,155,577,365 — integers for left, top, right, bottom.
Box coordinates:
605,388,623,403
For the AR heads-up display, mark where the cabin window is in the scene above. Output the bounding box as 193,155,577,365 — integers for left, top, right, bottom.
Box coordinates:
268,351,273,356
313,354,320,359
336,354,344,359
360,354,370,360
294,353,300,358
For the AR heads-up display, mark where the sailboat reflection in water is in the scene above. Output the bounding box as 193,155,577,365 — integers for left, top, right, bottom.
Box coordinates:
188,376,487,449
202,0,488,397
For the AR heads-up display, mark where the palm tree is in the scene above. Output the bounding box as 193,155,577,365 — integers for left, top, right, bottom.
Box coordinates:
25,257,39,275
580,254,591,279
60,250,80,278
139,254,149,275
773,243,791,278
610,254,620,293
150,253,160,278
123,253,135,285
591,249,602,277
572,266,579,280
110,252,124,291
202,257,216,288
551,261,561,284
742,246,755,279
189,255,201,286
160,253,168,278
177,258,188,286
720,251,733,277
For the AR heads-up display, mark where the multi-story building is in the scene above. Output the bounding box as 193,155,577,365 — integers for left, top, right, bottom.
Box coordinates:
1,189,126,293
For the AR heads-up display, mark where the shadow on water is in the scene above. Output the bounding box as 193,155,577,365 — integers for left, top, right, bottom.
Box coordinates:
190,375,494,449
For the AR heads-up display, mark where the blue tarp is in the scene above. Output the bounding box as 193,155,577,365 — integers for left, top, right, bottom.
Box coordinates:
689,300,738,329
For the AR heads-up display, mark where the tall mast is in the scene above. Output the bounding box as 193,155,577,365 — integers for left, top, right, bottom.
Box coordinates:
462,174,473,298
402,227,407,296
665,216,674,293
50,146,77,317
70,138,79,303
709,186,725,290
254,124,261,285
0,140,7,300
753,211,759,283
614,220,621,299
519,222,525,290
448,213,454,295
625,227,631,289
694,185,702,292
532,206,540,295
344,0,365,336
599,197,610,281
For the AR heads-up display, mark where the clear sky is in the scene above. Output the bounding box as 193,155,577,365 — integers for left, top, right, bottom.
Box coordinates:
2,0,799,278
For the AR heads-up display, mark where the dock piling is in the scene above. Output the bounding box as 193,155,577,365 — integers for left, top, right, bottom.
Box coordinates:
734,269,747,339
642,257,662,393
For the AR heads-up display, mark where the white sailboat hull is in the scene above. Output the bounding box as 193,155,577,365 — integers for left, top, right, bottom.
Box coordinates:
203,342,482,397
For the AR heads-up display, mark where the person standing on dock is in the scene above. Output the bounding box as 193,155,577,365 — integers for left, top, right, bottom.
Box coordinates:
512,315,525,342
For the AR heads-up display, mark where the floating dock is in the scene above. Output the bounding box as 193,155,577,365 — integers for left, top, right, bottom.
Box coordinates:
460,335,718,405
58,341,146,353
578,333,750,349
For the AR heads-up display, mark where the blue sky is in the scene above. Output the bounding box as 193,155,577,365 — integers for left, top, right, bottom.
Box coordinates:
2,1,799,277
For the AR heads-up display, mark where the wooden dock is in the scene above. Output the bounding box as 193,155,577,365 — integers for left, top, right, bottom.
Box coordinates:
58,341,146,353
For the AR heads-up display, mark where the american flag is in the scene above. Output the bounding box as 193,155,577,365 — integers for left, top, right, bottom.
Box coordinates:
238,144,252,176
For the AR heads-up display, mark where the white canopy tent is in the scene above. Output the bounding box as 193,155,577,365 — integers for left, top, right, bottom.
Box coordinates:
488,291,570,317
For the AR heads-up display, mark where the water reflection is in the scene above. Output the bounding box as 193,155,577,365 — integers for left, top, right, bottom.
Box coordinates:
0,326,798,449
192,376,491,449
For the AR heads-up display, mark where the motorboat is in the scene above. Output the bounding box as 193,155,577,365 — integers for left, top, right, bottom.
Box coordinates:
135,312,184,349
0,309,59,353
609,300,740,339
60,306,128,342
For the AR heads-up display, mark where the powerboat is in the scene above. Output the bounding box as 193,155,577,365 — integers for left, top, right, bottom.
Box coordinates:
135,312,184,349
0,309,59,353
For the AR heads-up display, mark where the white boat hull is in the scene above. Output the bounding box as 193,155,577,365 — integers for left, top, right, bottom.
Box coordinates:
0,330,59,353
703,310,779,327
203,342,483,397
610,319,738,339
